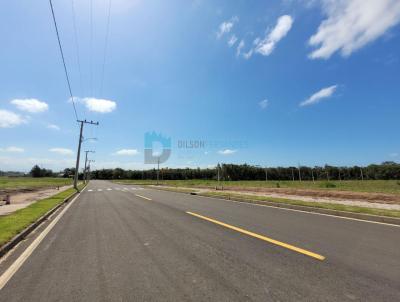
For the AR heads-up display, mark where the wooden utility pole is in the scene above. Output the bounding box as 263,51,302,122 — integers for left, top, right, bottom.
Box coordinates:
298,164,302,182
74,120,99,191
83,150,95,184
217,163,220,189
157,157,160,185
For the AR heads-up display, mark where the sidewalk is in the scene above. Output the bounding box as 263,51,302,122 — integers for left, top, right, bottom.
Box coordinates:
0,185,72,216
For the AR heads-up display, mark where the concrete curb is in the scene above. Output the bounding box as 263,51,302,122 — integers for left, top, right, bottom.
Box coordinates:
0,190,79,258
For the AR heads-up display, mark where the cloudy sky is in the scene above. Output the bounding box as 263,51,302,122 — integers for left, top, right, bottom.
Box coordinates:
1,0,400,171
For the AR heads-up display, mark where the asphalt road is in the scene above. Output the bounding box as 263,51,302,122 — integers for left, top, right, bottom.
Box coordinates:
0,180,399,301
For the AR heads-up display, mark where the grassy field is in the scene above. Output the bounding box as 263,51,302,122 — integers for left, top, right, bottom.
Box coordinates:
113,179,400,194
0,184,83,247
0,177,73,192
199,191,400,218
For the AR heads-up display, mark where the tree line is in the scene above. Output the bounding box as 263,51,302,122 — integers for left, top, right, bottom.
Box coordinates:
2,162,399,181
90,162,400,181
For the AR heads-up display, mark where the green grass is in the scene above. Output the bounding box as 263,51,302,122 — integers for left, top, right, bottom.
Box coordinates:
0,177,73,191
199,191,400,219
112,179,400,194
0,184,84,247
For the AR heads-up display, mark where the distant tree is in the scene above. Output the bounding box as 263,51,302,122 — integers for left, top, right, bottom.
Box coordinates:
62,168,75,178
30,165,54,177
30,165,43,177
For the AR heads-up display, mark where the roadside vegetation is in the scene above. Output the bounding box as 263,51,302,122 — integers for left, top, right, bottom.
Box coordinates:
198,191,400,219
113,179,400,195
0,184,84,247
0,177,73,192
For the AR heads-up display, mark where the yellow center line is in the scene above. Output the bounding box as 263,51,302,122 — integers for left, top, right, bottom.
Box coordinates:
186,211,325,261
135,194,152,201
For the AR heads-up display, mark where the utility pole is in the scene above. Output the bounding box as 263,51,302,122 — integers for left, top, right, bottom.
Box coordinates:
298,164,302,182
360,167,364,181
74,120,99,191
311,168,315,183
265,167,268,181
291,168,295,182
84,150,95,183
156,157,160,185
217,163,220,189
87,160,95,181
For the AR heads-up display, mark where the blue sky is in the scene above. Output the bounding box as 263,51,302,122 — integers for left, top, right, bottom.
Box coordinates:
1,0,400,172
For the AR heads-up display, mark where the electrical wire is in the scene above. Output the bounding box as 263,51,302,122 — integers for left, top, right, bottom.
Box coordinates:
100,0,112,97
90,0,93,97
49,0,79,121
71,0,84,97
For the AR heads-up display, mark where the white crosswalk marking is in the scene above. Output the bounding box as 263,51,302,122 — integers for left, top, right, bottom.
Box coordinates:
87,187,142,193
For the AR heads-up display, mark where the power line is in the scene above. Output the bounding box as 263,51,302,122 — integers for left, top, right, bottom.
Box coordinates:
100,0,112,96
90,0,93,96
71,0,84,96
49,0,79,121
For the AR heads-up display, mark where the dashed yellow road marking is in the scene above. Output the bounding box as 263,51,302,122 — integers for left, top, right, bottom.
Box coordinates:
186,211,325,261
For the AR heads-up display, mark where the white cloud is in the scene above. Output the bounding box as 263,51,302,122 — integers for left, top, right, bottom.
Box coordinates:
217,16,238,39
47,124,60,131
255,15,293,56
49,148,74,156
259,99,269,109
309,0,400,59
236,40,245,57
113,149,139,156
0,156,76,172
72,97,117,113
218,149,237,155
11,98,48,113
0,110,27,128
0,146,24,153
243,49,253,60
389,153,399,157
300,85,338,107
228,35,238,47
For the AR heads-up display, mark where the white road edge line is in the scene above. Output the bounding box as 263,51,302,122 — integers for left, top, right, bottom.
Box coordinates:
135,194,152,201
147,188,399,228
196,194,400,228
0,186,87,291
